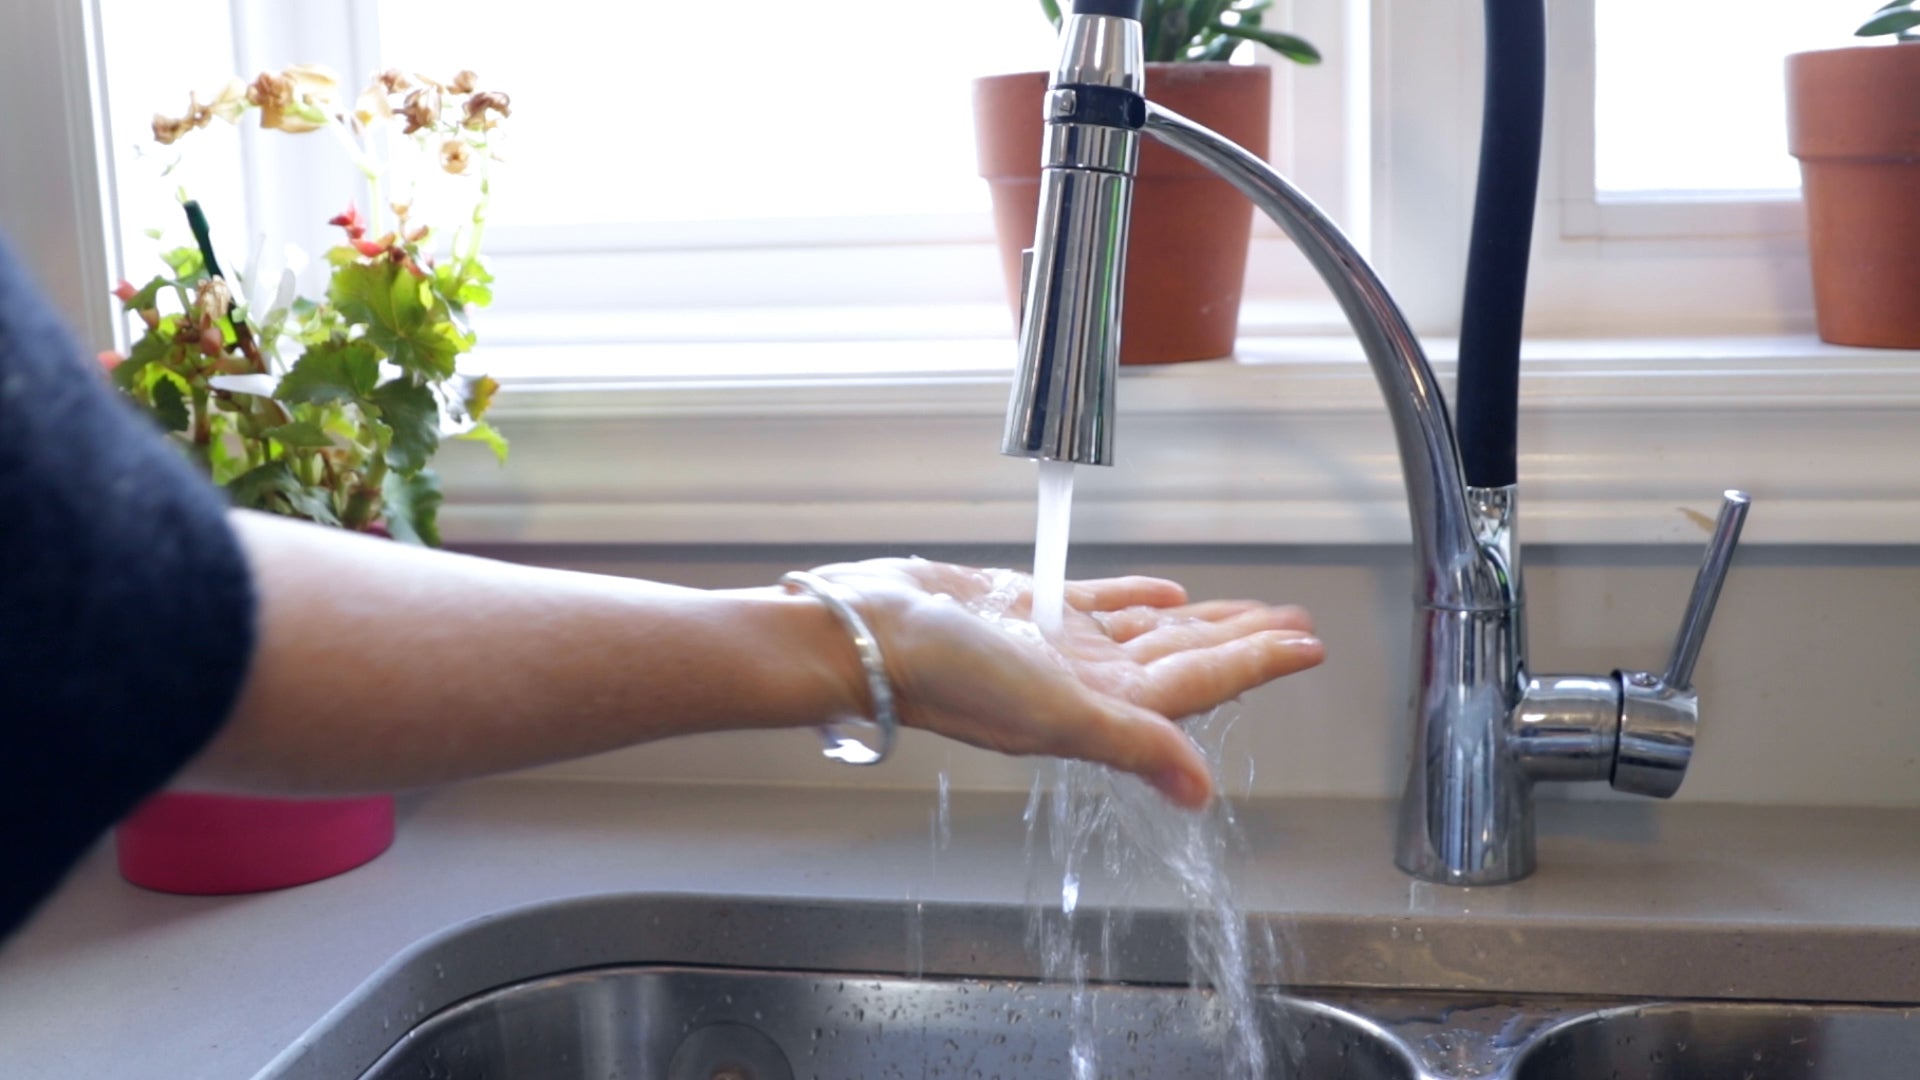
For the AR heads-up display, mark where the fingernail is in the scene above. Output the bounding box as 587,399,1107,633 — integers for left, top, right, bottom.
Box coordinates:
1154,767,1210,809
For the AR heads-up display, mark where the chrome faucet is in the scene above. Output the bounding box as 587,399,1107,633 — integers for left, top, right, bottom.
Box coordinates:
1001,2,1750,885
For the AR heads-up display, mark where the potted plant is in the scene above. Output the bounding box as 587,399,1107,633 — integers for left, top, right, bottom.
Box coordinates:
103,65,510,895
1787,4,1920,347
974,1,1319,364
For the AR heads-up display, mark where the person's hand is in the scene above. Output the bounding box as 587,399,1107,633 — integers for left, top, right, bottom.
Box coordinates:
806,558,1322,808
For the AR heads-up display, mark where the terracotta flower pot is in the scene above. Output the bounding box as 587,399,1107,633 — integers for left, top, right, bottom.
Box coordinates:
115,792,395,895
974,63,1271,365
1788,44,1920,348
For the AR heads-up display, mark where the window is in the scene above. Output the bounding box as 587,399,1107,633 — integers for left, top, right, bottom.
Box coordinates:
1593,1,1856,199
88,0,1364,355
7,1,1910,548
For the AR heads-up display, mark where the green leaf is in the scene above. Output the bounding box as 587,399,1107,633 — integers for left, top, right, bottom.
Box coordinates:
1213,23,1321,63
150,375,190,432
1193,0,1233,37
1039,0,1062,29
330,260,472,378
381,468,443,547
161,246,205,281
1150,3,1191,61
123,275,169,312
225,460,293,511
262,420,334,449
1191,31,1239,61
369,378,440,471
113,330,173,389
276,341,381,405
1859,9,1920,35
463,374,500,420
224,460,343,526
206,412,250,486
457,420,510,464
433,258,495,310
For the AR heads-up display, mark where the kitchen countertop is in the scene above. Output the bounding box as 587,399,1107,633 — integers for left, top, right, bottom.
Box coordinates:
3,778,1918,1080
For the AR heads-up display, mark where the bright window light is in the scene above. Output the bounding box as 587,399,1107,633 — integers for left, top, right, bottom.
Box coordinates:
376,1,1058,228
1594,2,1862,196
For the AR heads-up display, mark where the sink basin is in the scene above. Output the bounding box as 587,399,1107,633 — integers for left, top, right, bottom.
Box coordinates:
259,895,1920,1080
1509,1001,1920,1080
358,966,1420,1079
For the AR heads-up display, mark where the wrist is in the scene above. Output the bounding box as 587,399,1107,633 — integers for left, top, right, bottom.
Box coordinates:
742,588,875,733
779,571,899,764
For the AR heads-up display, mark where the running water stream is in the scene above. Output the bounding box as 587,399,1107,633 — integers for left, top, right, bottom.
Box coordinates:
1018,460,1275,1079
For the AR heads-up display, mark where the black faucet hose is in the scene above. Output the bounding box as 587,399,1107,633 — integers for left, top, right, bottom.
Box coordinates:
1456,0,1545,490
1069,0,1143,19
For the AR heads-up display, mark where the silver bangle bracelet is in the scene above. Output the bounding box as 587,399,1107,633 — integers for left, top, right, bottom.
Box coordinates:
780,571,899,765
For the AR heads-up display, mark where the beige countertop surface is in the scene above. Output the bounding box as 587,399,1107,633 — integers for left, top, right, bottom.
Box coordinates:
2,778,1918,1080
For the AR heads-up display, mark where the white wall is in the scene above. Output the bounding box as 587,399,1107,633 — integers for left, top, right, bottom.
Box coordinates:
462,541,1920,808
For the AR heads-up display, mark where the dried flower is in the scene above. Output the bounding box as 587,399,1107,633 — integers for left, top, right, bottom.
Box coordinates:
207,79,248,123
194,277,234,323
439,139,472,175
461,90,511,132
247,65,337,134
400,88,438,135
354,84,394,126
152,112,194,145
449,70,478,94
376,68,412,94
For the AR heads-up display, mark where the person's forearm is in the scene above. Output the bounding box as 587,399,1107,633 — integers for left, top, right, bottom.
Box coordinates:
179,511,866,794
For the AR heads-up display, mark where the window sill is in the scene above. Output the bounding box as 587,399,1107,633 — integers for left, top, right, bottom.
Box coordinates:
438,331,1920,548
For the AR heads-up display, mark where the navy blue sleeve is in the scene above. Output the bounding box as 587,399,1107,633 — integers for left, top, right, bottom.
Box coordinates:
0,235,256,938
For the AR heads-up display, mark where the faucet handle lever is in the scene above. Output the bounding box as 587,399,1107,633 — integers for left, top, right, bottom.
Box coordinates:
1611,490,1751,799
1664,490,1752,691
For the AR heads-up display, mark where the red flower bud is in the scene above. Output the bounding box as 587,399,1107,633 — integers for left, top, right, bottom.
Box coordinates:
329,202,368,239
97,350,123,371
112,279,138,304
352,236,387,258
199,325,225,354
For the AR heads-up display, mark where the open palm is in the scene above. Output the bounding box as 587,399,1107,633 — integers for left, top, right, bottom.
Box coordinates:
808,558,1322,807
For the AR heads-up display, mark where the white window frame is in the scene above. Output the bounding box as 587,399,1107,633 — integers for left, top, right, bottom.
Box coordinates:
8,0,1919,552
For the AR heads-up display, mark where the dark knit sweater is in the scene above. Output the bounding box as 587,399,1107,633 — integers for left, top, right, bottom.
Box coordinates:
0,235,255,940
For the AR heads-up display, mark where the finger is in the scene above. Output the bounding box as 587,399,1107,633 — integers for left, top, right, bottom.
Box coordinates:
1134,631,1326,719
1042,693,1216,809
1122,610,1319,665
1066,575,1187,613
1100,600,1313,644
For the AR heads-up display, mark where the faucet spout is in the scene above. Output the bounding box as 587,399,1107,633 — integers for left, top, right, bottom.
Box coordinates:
1000,5,1146,467
1141,105,1498,614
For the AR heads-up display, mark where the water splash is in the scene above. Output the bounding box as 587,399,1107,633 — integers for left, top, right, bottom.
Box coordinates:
1023,709,1272,1079
934,770,952,851
1009,450,1273,1076
905,898,926,979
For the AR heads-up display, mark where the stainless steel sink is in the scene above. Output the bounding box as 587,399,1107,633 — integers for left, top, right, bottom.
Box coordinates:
1507,1001,1920,1080
358,967,1421,1079
257,895,1920,1080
